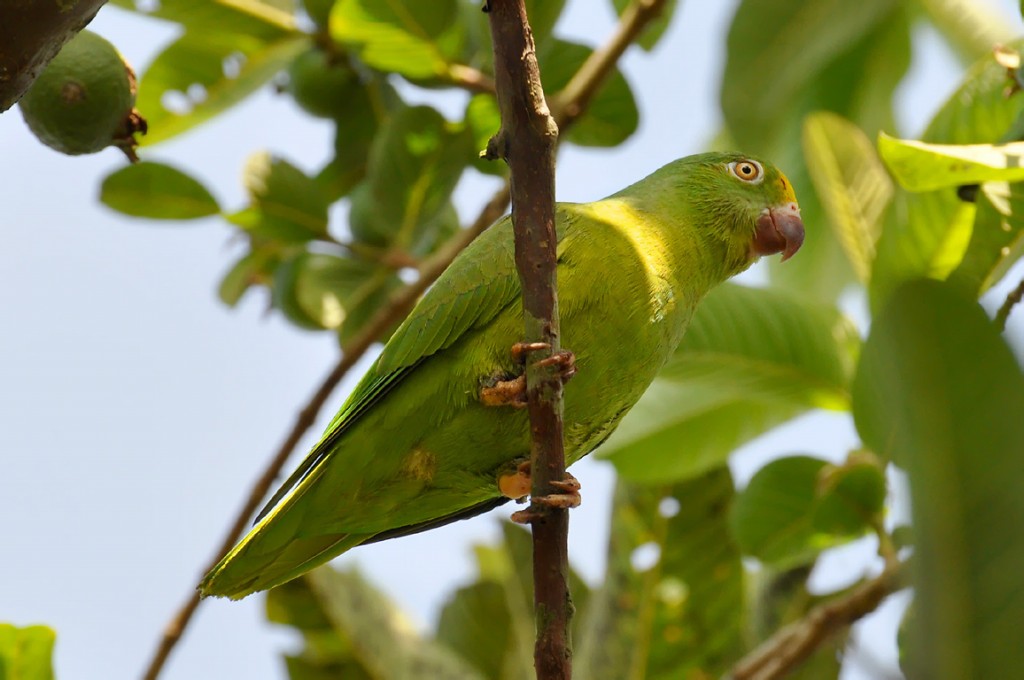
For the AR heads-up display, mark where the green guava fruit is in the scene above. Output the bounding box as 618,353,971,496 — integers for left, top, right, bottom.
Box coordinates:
19,30,145,158
287,48,356,119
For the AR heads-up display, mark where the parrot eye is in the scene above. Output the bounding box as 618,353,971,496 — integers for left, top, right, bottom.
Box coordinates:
728,160,763,184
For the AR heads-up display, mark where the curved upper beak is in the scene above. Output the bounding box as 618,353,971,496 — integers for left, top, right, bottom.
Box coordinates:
753,202,805,262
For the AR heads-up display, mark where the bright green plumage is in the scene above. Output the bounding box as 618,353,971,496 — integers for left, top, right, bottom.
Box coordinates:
200,152,803,599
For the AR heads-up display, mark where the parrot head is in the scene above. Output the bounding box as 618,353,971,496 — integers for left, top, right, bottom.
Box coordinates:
682,152,805,269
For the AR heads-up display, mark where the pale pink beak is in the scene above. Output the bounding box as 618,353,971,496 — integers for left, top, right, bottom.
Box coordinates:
753,203,805,261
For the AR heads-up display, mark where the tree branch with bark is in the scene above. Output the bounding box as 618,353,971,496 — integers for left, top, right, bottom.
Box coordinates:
485,0,570,677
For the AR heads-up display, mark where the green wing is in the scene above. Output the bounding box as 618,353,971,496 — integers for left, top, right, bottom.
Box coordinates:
255,214,525,521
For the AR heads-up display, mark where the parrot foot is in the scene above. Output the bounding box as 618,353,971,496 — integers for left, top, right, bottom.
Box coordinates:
480,374,528,408
506,468,582,524
480,348,575,408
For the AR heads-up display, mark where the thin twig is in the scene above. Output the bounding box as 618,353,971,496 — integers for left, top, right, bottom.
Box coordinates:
486,1,569,678
140,185,510,680
550,0,668,128
727,561,908,680
995,276,1024,331
447,63,498,94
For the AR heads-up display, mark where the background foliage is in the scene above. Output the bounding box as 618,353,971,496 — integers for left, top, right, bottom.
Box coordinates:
3,0,1024,678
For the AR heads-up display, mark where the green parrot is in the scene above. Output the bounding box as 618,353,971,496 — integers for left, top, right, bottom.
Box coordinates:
200,152,804,599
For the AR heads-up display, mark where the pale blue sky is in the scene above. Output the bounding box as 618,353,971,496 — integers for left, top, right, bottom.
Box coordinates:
1,1,1021,679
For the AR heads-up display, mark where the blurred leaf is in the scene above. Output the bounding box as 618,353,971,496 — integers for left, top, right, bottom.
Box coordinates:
465,94,508,177
949,183,1024,295
575,468,745,679
731,1,911,301
301,567,485,679
111,0,296,34
851,278,1024,680
540,39,639,147
137,31,306,145
802,112,892,282
436,582,520,680
0,624,55,680
870,39,1024,310
218,246,281,306
897,597,918,678
731,455,881,567
746,565,844,679
812,453,887,536
524,0,567,50
953,183,1024,291
916,0,1016,64
452,522,593,680
349,106,473,252
610,0,679,50
229,152,331,243
722,0,898,153
100,162,220,219
600,283,858,483
272,252,400,334
879,135,1024,191
330,0,459,78
268,569,479,680
317,77,403,202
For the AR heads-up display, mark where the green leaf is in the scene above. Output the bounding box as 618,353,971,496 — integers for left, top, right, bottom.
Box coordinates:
610,0,679,50
802,112,892,282
272,252,400,333
436,581,520,680
100,162,220,219
464,94,507,177
0,624,55,680
731,455,877,567
137,31,306,145
349,106,472,252
600,283,858,483
851,278,1024,680
811,453,887,535
110,0,296,34
745,564,845,680
575,469,745,679
869,39,1024,310
317,76,403,202
230,151,331,243
267,568,476,679
330,0,459,78
949,182,1024,295
540,39,639,147
879,135,1024,191
218,246,281,307
722,0,909,300
303,567,485,679
722,0,899,153
524,0,567,51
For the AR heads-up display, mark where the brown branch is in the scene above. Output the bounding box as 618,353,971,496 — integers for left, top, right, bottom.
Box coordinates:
447,63,498,94
486,2,570,679
995,276,1024,332
728,562,908,680
139,184,510,680
0,0,107,111
549,0,668,128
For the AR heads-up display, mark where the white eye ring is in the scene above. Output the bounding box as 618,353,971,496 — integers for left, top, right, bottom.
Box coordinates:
728,159,764,184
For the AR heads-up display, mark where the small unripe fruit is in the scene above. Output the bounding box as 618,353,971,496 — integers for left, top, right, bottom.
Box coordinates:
287,48,356,119
19,30,146,159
